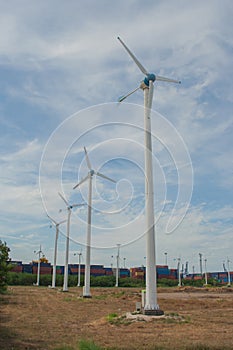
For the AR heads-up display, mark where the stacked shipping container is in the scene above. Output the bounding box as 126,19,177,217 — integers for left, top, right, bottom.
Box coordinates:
8,261,233,284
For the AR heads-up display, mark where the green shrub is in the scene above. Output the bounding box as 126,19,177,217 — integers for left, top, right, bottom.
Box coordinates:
118,277,145,287
90,275,115,287
7,272,36,285
78,339,103,350
157,278,178,287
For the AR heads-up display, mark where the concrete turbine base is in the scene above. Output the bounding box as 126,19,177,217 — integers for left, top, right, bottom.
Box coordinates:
143,308,164,316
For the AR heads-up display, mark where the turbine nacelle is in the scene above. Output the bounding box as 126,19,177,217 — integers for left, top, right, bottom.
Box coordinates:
73,147,116,189
144,73,156,85
117,36,181,102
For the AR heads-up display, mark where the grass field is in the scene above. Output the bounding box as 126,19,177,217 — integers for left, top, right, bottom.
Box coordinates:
1,286,233,349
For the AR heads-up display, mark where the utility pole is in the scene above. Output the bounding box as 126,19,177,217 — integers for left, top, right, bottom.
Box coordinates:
227,258,231,287
199,253,203,276
164,252,168,266
192,265,195,279
177,258,181,287
115,244,121,287
185,261,189,276
204,258,208,285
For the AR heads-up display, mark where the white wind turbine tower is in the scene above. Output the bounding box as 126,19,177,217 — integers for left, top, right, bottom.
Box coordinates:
47,215,66,289
73,146,116,297
74,250,82,287
117,37,181,315
58,192,85,292
34,245,43,286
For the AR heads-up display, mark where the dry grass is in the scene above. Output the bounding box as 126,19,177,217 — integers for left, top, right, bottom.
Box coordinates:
1,286,233,349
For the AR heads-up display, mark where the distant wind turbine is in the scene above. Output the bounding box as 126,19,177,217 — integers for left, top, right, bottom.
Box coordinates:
117,36,180,315
58,192,85,292
74,250,82,287
34,245,43,286
47,215,66,289
73,146,116,297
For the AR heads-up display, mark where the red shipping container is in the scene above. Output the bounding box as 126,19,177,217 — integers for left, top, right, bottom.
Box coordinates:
90,269,105,274
158,274,170,279
70,267,78,274
32,266,52,275
11,265,23,273
168,275,176,280
193,276,202,280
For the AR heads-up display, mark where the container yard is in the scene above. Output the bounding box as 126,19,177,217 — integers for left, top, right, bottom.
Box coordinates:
9,261,233,285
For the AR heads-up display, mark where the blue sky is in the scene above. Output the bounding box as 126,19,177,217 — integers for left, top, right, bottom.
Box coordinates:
1,0,233,273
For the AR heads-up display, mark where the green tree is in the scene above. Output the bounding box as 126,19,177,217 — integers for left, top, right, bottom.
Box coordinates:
0,240,11,293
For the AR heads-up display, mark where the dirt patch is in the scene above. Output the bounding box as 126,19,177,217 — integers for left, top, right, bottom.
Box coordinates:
1,286,233,349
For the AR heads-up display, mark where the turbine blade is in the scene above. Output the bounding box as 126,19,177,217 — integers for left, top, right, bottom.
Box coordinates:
118,86,140,102
58,219,67,225
96,172,116,183
84,146,92,170
73,174,89,189
47,214,57,225
156,75,181,84
58,192,69,206
117,36,148,76
71,203,86,209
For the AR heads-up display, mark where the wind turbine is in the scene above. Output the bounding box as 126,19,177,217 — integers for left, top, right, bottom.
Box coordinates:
58,192,85,292
117,37,180,315
73,146,116,297
34,245,43,286
47,215,66,289
74,250,82,287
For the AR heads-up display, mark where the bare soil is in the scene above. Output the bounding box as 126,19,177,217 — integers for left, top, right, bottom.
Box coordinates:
1,286,233,350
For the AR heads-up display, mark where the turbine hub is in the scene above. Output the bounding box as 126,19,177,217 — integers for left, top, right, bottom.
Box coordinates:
90,169,95,176
144,73,156,86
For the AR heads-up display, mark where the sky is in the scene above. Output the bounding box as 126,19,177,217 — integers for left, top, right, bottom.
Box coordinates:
0,0,233,273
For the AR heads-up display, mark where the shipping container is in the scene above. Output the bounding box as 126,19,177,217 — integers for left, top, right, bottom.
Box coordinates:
32,266,52,275
70,267,78,275
167,275,177,280
11,265,23,273
91,264,104,269
120,270,130,277
157,270,169,275
23,264,33,273
135,271,144,276
193,276,202,280
32,262,51,267
158,274,170,279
